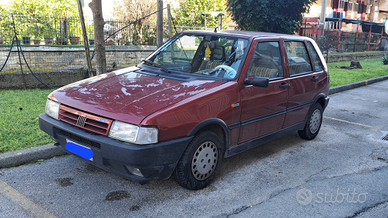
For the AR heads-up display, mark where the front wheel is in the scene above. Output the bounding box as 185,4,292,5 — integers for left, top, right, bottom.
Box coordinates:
298,103,323,140
173,131,223,190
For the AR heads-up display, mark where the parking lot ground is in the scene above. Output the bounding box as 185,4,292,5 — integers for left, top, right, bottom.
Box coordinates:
1,80,388,217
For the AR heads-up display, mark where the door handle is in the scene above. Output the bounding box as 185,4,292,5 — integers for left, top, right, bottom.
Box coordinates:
279,83,290,88
311,76,320,81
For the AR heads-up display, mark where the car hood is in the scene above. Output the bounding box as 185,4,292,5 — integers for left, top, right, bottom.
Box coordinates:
50,67,225,124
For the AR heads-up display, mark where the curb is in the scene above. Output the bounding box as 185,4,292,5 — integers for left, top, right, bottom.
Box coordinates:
0,144,66,169
329,75,388,95
1,75,388,169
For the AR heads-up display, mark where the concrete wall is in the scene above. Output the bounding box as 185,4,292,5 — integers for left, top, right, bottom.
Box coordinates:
327,51,385,63
0,67,85,89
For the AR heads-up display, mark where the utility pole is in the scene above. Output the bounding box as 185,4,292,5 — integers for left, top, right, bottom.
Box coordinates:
157,0,163,48
77,0,93,78
320,0,328,35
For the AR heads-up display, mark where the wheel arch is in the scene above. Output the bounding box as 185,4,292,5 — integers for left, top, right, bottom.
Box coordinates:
311,93,330,111
188,118,230,156
314,94,327,111
299,94,327,129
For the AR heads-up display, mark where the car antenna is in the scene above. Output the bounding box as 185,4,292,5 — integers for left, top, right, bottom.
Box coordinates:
214,27,217,33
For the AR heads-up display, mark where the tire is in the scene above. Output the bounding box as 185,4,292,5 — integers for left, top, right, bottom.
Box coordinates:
298,103,323,140
173,131,223,190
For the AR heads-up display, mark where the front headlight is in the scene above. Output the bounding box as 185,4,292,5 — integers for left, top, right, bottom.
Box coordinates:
108,121,158,145
45,99,60,120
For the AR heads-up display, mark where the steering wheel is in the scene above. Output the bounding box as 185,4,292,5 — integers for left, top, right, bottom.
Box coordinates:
214,65,237,79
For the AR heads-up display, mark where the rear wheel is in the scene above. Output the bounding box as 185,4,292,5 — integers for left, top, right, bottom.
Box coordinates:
298,103,323,140
173,131,223,190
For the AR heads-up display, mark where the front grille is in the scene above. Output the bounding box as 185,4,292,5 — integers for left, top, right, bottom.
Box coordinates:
59,105,113,136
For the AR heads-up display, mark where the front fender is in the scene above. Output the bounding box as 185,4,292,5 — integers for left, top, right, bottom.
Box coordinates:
188,118,231,157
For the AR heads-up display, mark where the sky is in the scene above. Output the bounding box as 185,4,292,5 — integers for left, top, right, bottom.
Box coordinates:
84,0,114,20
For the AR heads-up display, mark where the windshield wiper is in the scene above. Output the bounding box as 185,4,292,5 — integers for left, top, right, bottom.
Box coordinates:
141,58,170,73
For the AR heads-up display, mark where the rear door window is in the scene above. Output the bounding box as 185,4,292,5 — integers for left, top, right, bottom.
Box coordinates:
285,41,313,76
307,42,324,72
246,41,284,79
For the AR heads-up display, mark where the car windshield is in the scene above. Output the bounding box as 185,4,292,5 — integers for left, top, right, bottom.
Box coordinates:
147,33,249,80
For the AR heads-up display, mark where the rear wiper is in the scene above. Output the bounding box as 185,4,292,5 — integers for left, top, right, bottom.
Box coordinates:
141,58,170,73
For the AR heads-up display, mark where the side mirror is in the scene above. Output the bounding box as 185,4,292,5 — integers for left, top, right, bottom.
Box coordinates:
244,76,269,87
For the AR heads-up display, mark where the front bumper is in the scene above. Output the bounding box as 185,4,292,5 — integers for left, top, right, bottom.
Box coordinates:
39,113,193,184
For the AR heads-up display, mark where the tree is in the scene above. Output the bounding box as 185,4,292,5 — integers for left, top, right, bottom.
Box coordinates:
113,0,156,45
7,0,78,17
226,0,317,34
173,0,228,29
1,0,79,40
89,0,106,75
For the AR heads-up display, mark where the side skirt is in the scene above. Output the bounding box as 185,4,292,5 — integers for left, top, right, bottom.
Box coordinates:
225,121,305,158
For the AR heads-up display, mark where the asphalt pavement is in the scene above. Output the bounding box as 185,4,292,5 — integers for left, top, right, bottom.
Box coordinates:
1,75,388,217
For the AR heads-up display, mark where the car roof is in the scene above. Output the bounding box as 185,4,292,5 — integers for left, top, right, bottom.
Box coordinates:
181,30,312,41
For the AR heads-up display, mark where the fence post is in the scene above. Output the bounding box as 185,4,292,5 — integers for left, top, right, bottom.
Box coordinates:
337,28,341,52
157,0,163,48
354,24,359,52
336,19,341,52
367,25,372,51
167,4,172,39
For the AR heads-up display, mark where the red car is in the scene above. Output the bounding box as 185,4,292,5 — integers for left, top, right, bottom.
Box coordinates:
40,30,329,190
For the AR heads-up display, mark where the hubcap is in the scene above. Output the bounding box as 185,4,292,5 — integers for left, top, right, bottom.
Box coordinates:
309,109,322,134
191,141,218,181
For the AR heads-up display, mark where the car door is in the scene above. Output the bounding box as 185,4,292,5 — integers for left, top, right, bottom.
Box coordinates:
238,40,289,144
283,40,325,128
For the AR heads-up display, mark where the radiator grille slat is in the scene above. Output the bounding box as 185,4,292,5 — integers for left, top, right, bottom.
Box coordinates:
58,105,113,136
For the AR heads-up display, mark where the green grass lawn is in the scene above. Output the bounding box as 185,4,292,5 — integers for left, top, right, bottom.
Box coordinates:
0,89,54,153
327,58,388,87
0,57,387,154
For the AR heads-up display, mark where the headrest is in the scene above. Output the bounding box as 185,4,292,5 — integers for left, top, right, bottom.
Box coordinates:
209,42,216,49
212,46,224,60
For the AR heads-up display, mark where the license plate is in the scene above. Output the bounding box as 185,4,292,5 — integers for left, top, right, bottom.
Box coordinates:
65,140,94,161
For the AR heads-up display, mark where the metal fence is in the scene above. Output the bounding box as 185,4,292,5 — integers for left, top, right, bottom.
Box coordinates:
5,15,386,77
311,30,385,53
0,15,191,47
0,21,207,75
0,14,209,75
1,16,92,46
299,17,387,53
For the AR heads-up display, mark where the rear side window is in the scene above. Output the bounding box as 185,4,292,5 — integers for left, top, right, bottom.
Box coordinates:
307,42,324,72
285,41,312,76
246,41,284,79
